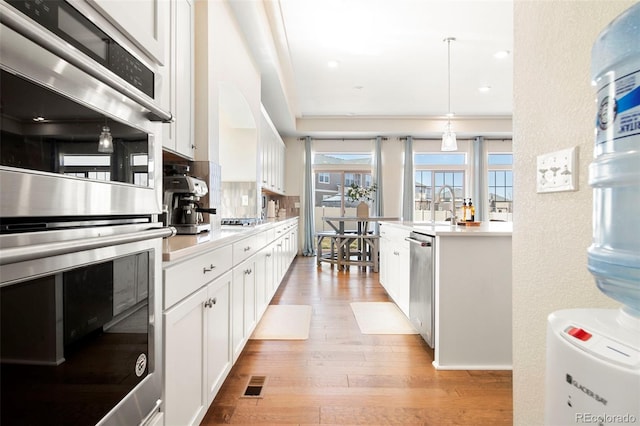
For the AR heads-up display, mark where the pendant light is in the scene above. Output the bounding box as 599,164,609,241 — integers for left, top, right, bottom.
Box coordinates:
98,118,114,153
441,37,457,151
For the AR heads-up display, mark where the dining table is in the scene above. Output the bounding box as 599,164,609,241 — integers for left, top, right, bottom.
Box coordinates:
322,216,401,235
319,216,400,272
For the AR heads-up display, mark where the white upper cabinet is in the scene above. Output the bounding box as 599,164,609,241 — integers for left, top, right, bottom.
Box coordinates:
87,0,168,65
260,106,286,194
163,0,195,158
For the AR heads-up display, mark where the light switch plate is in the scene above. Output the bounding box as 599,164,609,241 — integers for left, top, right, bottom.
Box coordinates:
241,195,249,206
536,147,578,193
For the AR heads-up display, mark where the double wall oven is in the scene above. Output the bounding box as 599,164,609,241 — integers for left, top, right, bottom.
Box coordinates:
1,1,172,425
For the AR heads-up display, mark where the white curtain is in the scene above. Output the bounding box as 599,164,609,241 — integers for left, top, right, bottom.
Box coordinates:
402,136,414,221
302,136,316,256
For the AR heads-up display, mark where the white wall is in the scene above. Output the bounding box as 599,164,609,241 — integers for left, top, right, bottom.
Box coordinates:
512,2,632,424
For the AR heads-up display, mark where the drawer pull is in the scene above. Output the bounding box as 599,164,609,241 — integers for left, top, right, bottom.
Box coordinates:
266,253,272,258
244,268,252,275
204,298,212,308
203,264,216,273
393,251,400,256
244,246,251,252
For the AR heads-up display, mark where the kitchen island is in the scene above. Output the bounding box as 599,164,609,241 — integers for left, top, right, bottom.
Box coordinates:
380,221,512,370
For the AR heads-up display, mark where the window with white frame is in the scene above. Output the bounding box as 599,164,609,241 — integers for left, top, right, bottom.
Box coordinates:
312,152,374,222
488,153,513,222
414,153,466,222
318,172,330,184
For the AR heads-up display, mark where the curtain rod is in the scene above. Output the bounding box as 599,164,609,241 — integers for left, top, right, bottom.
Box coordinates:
298,137,388,141
398,137,512,142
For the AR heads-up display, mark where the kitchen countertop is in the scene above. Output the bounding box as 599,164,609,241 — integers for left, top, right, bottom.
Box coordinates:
381,220,512,237
162,216,298,262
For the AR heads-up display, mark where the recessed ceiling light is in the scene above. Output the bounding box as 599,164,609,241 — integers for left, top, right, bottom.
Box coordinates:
327,60,339,68
32,116,45,122
353,85,363,90
478,86,492,93
494,50,510,59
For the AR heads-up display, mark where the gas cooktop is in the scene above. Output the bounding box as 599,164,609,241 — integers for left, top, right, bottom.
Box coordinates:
221,218,262,226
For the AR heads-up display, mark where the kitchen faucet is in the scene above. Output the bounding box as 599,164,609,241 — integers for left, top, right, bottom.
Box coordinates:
436,185,458,225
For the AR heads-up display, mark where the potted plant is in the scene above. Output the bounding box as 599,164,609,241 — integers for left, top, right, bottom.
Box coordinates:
346,183,377,217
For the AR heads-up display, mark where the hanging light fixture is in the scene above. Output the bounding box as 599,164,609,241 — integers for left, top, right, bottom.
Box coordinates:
98,118,114,153
441,37,457,151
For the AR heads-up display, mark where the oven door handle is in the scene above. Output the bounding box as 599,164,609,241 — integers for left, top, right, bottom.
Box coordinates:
139,399,163,426
0,227,176,265
0,4,173,123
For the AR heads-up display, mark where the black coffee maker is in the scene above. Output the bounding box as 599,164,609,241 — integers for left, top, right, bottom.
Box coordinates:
163,168,216,234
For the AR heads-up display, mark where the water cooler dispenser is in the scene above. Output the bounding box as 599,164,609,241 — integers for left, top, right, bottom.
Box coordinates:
545,4,640,425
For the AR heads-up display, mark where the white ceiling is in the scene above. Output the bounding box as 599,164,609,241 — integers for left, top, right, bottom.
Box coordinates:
233,0,513,136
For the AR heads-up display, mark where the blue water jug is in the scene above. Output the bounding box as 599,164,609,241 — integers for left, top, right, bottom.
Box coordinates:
589,3,640,314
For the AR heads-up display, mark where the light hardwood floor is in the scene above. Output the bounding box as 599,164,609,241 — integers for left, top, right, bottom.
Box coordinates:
201,256,513,425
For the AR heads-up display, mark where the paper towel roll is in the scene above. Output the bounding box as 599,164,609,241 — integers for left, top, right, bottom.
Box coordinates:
267,200,276,218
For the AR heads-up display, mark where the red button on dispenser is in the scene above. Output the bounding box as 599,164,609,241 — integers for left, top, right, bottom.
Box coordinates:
567,327,592,341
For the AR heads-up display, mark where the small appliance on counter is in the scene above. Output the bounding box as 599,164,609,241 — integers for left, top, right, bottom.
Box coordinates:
163,166,216,234
267,200,276,218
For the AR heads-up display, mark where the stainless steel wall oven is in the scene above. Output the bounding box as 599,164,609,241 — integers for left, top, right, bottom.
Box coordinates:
0,225,172,426
0,1,173,424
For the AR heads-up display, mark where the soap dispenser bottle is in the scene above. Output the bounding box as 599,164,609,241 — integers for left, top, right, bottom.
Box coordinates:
461,199,468,223
468,199,475,222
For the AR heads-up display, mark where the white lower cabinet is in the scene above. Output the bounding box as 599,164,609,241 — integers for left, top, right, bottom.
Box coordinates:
205,273,232,404
164,285,207,426
231,256,256,363
379,224,410,317
163,218,298,424
255,243,275,317
164,271,232,426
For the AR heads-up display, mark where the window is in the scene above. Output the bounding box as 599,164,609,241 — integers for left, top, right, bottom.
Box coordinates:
131,154,149,187
414,170,465,222
414,153,466,222
318,173,330,184
488,153,513,222
312,150,374,230
61,154,112,182
313,153,373,165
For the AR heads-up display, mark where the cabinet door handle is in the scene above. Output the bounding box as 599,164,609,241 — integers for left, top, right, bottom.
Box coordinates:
203,264,216,273
211,297,217,305
244,268,252,275
393,251,400,256
204,299,213,308
244,246,251,252
266,253,272,258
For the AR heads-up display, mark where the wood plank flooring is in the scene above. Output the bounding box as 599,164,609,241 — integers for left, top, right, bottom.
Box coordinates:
201,256,512,425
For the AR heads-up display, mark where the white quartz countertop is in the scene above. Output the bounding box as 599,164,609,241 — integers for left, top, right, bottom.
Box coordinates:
162,216,298,262
381,220,512,237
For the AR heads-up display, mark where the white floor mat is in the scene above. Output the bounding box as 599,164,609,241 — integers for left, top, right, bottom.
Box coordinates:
251,305,312,340
350,302,418,334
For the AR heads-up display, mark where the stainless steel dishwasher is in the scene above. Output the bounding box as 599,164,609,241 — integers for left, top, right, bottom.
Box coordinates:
406,231,434,348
